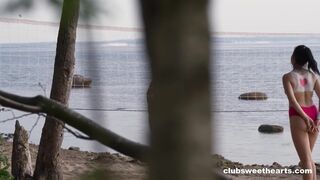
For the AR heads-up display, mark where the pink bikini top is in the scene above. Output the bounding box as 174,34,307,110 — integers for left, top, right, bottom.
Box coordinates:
289,70,315,92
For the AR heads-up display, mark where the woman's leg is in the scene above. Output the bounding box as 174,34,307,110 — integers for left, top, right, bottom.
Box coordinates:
308,131,318,180
309,131,318,151
290,116,314,180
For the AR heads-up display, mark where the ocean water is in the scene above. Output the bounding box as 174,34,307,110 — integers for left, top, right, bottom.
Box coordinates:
1,35,320,165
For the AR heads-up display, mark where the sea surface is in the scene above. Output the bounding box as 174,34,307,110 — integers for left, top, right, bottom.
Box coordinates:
1,35,320,165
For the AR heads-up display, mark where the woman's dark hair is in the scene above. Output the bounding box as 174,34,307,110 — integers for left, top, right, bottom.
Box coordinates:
292,45,320,75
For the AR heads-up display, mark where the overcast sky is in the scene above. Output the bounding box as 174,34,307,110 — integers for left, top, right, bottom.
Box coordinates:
0,0,320,42
214,0,320,33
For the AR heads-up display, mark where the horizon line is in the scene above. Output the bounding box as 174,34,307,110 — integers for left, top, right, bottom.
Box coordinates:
1,17,320,35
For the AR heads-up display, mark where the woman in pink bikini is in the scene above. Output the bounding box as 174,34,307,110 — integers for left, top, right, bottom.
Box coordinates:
283,45,320,180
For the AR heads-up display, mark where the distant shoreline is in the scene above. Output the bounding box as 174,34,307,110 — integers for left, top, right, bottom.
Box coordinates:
2,17,320,37
213,32,320,36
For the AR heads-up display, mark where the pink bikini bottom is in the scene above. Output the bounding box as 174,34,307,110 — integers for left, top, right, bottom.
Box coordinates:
289,105,317,122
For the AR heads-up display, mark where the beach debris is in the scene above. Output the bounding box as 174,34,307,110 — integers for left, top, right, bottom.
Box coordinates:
269,162,282,168
316,164,320,174
289,165,301,171
72,74,92,88
0,133,14,141
212,154,243,169
11,121,33,179
238,92,268,100
68,146,80,151
214,170,233,180
258,124,283,133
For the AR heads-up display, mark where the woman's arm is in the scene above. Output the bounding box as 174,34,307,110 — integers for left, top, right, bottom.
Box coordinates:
282,74,312,122
313,75,320,119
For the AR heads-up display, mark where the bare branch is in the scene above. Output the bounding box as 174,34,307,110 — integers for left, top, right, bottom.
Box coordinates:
0,90,40,106
29,114,43,135
38,83,47,96
0,93,41,113
0,110,93,141
2,107,16,118
0,113,34,124
64,125,93,140
0,89,149,161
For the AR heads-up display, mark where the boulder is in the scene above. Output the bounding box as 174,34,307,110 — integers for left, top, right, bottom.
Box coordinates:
72,74,92,88
68,146,80,151
258,124,283,133
239,92,268,100
269,162,282,168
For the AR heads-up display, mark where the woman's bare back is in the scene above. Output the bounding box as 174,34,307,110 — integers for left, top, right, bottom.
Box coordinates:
287,69,317,106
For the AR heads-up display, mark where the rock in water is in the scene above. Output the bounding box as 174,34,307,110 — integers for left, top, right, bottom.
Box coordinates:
68,146,80,151
258,124,283,133
72,74,92,88
239,92,268,100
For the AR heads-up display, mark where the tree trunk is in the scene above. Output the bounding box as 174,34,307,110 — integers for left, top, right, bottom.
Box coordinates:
140,0,213,180
147,80,155,132
11,121,33,180
33,1,80,179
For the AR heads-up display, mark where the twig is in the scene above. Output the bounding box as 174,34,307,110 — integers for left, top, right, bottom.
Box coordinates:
29,114,42,135
64,125,93,140
38,83,47,97
3,108,16,119
0,113,34,123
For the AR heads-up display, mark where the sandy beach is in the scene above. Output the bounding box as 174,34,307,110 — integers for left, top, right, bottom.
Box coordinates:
214,154,305,180
1,141,147,180
2,140,318,179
